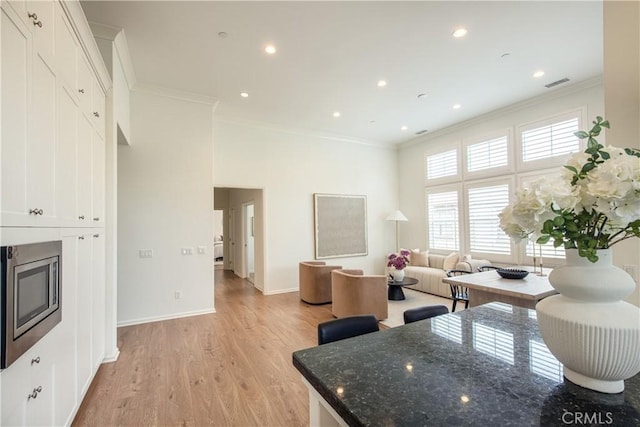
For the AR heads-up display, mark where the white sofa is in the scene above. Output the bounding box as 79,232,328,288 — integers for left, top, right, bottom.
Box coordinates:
403,252,490,298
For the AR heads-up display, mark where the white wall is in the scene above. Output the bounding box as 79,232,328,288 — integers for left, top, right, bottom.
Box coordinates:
117,90,215,325
213,122,398,295
604,0,640,306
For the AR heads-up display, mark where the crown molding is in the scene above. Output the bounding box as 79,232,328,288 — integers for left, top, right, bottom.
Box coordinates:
133,83,219,108
399,75,604,149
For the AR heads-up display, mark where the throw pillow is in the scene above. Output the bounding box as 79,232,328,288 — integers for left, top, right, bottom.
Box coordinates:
411,250,429,267
443,252,460,270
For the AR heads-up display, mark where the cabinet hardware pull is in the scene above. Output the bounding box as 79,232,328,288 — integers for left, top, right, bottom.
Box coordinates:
93,217,100,221
78,236,85,240
31,356,40,365
93,234,99,238
27,386,42,401
93,112,100,118
27,12,38,20
29,208,43,215
78,215,85,220
79,88,85,94
33,20,42,27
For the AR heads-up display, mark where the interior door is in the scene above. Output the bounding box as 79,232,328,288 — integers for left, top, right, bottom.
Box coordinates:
243,202,255,283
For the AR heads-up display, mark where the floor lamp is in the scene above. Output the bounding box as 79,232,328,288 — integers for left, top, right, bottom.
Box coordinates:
386,210,408,252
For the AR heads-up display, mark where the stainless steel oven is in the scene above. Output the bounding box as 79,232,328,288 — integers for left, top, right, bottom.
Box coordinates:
1,240,62,368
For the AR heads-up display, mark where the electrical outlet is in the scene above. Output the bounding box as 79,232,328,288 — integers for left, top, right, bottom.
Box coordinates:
174,291,182,300
197,246,206,255
139,249,153,258
181,247,193,255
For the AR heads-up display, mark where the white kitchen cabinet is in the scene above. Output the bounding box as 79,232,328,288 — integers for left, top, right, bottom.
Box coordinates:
57,85,80,227
92,79,106,137
92,131,105,225
77,115,93,225
76,233,93,396
91,232,106,369
55,3,77,96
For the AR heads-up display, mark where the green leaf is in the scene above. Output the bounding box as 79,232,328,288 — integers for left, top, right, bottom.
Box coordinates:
553,216,565,226
581,163,596,174
574,131,589,139
565,222,578,232
536,235,550,244
553,239,564,248
588,137,598,149
564,165,578,174
600,120,610,129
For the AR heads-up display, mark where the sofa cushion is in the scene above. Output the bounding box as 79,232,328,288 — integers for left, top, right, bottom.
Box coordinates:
410,250,429,267
443,252,460,270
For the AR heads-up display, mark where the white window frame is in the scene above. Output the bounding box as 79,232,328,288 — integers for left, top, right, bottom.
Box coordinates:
424,142,462,186
425,183,462,254
462,176,515,263
462,128,514,180
516,108,586,172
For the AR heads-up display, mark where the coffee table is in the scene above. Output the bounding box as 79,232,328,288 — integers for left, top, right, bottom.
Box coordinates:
387,276,419,300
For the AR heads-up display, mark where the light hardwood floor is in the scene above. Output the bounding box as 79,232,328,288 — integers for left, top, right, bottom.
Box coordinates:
72,270,336,426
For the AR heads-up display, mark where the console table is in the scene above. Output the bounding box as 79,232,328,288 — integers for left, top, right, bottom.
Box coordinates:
292,304,640,426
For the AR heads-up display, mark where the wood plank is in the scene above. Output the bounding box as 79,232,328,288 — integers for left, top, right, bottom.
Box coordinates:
72,270,336,426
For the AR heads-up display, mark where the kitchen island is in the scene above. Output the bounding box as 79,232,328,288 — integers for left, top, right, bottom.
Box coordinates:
293,304,640,426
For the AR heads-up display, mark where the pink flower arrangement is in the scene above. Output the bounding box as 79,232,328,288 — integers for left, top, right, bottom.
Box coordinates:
387,249,411,270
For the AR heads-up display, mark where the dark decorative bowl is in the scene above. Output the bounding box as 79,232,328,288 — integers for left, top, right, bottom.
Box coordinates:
497,268,529,279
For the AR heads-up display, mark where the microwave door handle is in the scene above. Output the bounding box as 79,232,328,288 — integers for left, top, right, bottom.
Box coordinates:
52,261,58,306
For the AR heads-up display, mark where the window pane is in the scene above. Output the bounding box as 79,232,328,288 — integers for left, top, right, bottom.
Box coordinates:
426,149,457,180
468,184,511,254
522,117,579,162
427,191,459,251
467,135,508,172
526,241,565,260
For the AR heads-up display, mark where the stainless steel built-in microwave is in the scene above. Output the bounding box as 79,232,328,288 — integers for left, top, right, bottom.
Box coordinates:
1,241,62,369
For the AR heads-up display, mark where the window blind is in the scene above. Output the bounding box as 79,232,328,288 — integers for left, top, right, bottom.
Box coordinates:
473,323,514,365
427,191,459,251
526,241,565,260
466,135,508,172
426,149,457,180
467,184,511,254
529,340,563,382
521,117,579,162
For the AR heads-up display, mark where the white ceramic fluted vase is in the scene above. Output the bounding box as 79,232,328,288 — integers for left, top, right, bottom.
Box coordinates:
536,249,640,393
391,269,405,282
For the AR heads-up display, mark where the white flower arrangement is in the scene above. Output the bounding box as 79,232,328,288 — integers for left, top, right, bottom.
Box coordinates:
499,117,640,262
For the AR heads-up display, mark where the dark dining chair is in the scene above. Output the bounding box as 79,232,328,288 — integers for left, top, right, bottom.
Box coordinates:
317,314,379,345
403,305,449,324
446,269,472,312
478,265,499,272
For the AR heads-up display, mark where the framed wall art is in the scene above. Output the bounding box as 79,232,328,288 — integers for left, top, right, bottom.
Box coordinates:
314,193,368,259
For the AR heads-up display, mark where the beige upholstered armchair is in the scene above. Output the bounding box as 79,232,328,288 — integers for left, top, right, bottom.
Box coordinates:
331,269,388,320
299,261,342,304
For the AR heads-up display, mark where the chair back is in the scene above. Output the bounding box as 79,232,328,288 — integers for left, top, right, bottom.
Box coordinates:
299,261,342,304
477,265,499,272
403,305,449,324
331,269,388,320
446,269,471,312
317,314,379,345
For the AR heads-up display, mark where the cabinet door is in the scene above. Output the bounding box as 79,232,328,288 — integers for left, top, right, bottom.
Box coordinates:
91,131,105,225
28,0,55,70
91,232,106,369
28,52,57,223
76,234,93,395
57,86,78,227
54,3,77,95
92,80,106,137
1,7,31,225
77,115,93,224
77,56,93,120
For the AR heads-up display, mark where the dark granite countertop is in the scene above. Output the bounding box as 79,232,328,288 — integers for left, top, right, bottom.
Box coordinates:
293,303,640,426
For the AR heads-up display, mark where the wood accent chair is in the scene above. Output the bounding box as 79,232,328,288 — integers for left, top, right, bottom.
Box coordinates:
477,265,500,272
403,305,449,324
446,269,472,312
299,261,342,304
331,269,388,320
317,314,379,345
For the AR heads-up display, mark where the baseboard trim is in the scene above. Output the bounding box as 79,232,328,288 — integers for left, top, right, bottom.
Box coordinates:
263,287,298,296
117,308,216,327
102,349,120,363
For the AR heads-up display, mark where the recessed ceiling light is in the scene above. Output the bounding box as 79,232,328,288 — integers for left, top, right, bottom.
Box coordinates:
452,28,468,38
333,112,341,118
533,70,545,78
265,45,277,54
240,92,249,98
453,104,461,109
400,125,408,131
377,80,387,87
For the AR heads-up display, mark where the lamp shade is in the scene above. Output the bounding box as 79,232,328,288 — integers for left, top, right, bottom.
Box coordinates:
386,210,408,221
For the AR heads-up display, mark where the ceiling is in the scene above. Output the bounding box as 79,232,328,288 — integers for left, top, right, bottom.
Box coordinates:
80,1,604,146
